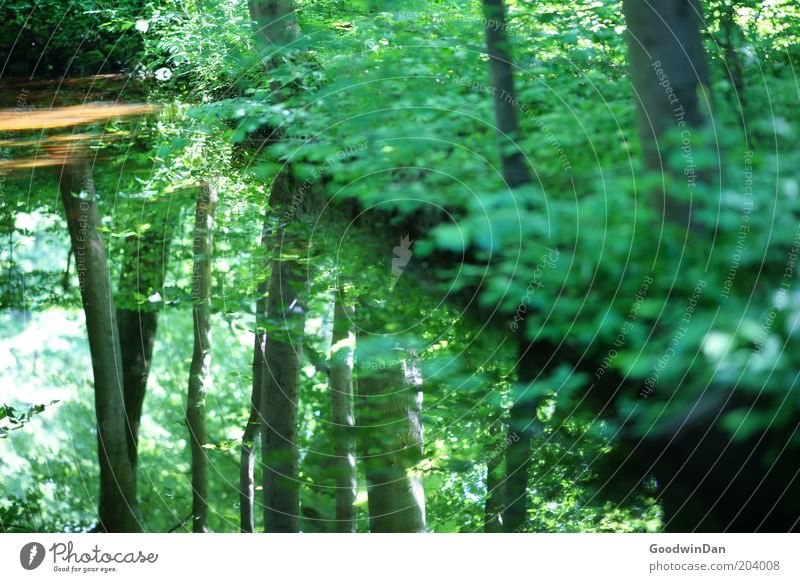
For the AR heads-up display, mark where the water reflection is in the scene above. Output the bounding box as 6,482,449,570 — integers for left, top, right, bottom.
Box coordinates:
0,75,159,170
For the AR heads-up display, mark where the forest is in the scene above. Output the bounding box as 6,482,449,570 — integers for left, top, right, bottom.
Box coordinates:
0,0,799,534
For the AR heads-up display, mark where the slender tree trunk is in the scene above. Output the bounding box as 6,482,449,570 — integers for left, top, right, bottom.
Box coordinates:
240,222,270,533
59,160,139,533
330,295,356,532
502,339,547,533
482,0,531,189
260,267,304,532
502,404,534,532
239,349,262,532
118,309,158,475
186,182,217,533
246,0,306,533
719,3,746,115
483,422,506,533
117,215,175,493
261,170,306,533
355,331,425,533
480,0,538,533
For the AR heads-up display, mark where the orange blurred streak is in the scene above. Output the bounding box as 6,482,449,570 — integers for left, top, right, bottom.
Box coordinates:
0,102,160,130
0,158,76,170
0,133,102,147
0,74,127,91
0,138,93,171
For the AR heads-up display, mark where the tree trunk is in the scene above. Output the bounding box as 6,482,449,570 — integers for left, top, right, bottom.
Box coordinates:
260,267,304,532
117,215,175,494
480,0,538,533
248,0,300,46
330,295,357,532
246,0,306,533
482,0,531,189
118,309,158,475
483,422,506,533
239,347,262,532
502,404,534,532
502,339,546,533
240,222,270,533
261,171,306,533
355,332,426,533
622,0,712,225
186,182,217,533
719,3,746,119
58,160,139,533
623,0,710,159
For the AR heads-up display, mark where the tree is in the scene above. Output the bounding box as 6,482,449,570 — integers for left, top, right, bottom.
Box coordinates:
261,171,306,533
245,0,307,533
355,330,426,533
622,0,712,226
117,203,175,495
483,421,506,533
329,293,357,532
481,0,540,533
351,237,427,534
248,0,300,46
59,158,140,533
240,220,270,533
185,182,217,533
482,0,532,190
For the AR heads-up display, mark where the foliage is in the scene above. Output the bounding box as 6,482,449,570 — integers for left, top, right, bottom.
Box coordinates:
1,0,799,532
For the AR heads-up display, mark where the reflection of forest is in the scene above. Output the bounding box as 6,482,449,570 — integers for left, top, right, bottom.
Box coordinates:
1,0,799,535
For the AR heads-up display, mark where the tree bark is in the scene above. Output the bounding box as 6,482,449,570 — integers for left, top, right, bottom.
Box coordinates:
186,182,217,533
623,0,710,159
355,331,426,533
248,0,300,46
240,221,270,533
483,422,506,533
246,0,306,533
260,269,304,532
502,403,534,532
330,295,357,532
482,0,531,189
719,3,746,117
117,214,175,494
261,171,306,533
623,0,712,225
59,160,140,532
502,338,547,533
480,0,538,533
118,309,158,475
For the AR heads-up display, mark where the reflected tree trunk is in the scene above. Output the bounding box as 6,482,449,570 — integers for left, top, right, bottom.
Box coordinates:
482,0,531,189
483,421,506,533
117,205,175,498
240,221,270,533
59,159,140,533
355,328,425,533
186,182,217,533
261,171,306,533
248,0,300,46
481,0,538,533
622,0,712,227
246,0,306,535
330,294,356,532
